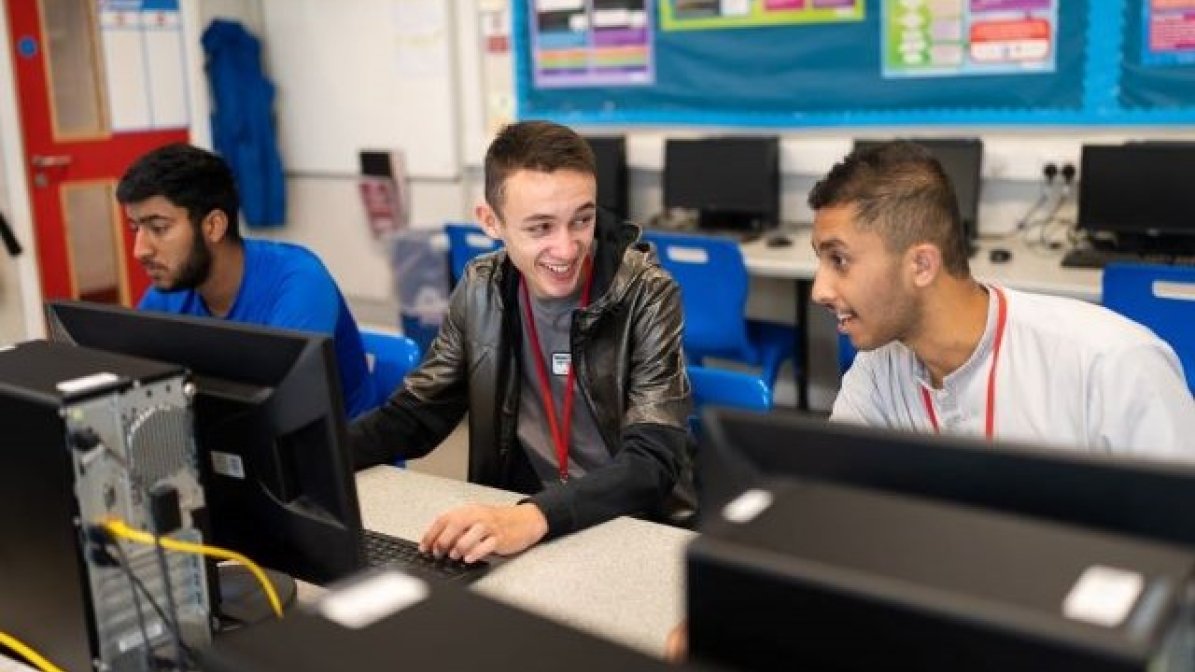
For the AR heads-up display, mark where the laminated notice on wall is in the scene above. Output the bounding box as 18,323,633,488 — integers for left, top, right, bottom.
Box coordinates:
882,0,1057,79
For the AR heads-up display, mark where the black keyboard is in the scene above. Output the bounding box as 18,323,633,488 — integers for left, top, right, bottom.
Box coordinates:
1060,248,1195,270
361,529,489,583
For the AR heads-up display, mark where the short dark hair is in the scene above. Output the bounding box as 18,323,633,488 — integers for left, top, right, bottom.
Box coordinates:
483,121,595,217
116,143,242,242
808,141,970,277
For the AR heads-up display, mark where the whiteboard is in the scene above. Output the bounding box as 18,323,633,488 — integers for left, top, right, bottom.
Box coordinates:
260,0,460,179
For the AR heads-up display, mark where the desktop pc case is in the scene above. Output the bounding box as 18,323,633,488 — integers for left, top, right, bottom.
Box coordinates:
688,480,1195,672
0,341,211,672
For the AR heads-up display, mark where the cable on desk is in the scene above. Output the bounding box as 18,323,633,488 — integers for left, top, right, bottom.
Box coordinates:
102,518,284,619
0,630,66,672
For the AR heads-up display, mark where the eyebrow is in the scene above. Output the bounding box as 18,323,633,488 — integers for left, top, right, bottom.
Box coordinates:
813,238,847,254
130,214,172,226
519,201,597,226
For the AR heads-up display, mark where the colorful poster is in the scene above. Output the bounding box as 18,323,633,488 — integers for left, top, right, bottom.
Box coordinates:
883,0,1057,79
660,0,863,31
1142,0,1195,66
531,0,655,88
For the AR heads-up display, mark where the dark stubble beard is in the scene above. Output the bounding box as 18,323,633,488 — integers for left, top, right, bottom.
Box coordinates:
164,238,213,292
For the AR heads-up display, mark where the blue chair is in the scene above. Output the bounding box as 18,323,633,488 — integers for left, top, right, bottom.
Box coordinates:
687,365,772,437
360,329,422,404
444,222,502,285
688,365,772,413
644,231,796,390
360,329,422,468
838,333,857,376
1102,262,1195,394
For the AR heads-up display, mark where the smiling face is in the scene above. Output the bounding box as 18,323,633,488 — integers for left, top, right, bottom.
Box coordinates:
476,168,597,299
810,203,923,351
127,195,214,292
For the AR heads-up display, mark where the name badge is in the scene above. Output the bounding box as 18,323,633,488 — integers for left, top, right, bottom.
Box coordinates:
551,352,571,376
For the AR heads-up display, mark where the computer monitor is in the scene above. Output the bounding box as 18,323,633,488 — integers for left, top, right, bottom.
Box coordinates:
663,136,780,233
853,138,983,253
45,301,366,592
691,408,1195,671
1079,144,1195,254
700,407,1195,547
584,135,629,221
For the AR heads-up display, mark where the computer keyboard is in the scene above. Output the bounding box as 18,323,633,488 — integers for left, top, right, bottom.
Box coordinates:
1060,248,1195,270
361,528,489,583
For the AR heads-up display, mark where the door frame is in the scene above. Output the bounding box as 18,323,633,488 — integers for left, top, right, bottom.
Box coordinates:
0,0,213,340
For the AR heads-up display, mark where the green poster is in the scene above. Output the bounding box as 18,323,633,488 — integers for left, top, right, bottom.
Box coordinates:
660,0,863,32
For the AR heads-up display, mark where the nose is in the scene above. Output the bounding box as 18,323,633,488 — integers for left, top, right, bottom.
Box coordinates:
549,225,579,259
132,227,153,261
810,265,835,308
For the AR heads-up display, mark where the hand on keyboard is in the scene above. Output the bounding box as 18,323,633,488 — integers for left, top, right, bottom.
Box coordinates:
421,502,549,564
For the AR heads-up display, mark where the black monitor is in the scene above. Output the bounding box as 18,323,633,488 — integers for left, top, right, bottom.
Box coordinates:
853,138,983,253
45,301,366,597
1079,144,1195,254
691,409,1195,671
584,135,629,221
700,407,1195,548
663,136,780,233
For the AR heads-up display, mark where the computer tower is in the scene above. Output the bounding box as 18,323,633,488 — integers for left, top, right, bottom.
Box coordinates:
688,480,1195,672
0,341,211,671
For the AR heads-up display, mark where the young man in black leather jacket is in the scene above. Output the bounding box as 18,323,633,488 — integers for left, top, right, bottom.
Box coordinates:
350,121,694,563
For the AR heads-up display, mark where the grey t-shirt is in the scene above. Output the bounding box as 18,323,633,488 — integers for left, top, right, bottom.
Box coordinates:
517,289,610,485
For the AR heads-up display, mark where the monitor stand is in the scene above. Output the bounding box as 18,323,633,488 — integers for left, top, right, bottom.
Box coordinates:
214,564,298,629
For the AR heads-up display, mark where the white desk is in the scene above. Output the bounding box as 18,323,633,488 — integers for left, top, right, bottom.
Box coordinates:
739,228,1102,301
353,467,694,659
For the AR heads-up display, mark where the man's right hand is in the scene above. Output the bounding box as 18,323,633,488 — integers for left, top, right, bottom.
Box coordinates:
419,502,549,563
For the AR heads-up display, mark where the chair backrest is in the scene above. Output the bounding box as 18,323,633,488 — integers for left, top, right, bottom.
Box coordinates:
1102,262,1195,394
642,231,752,355
360,329,422,401
444,222,502,284
838,332,857,375
688,365,772,413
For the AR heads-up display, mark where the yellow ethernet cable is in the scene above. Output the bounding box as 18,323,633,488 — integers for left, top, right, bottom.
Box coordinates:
0,630,65,672
102,518,283,618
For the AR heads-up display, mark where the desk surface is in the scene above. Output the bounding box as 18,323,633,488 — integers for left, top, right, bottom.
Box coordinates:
740,229,1101,302
353,467,695,658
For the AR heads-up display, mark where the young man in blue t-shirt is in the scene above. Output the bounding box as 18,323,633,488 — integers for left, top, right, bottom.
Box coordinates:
116,143,377,418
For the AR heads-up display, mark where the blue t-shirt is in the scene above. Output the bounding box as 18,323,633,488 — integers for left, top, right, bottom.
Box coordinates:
139,239,377,418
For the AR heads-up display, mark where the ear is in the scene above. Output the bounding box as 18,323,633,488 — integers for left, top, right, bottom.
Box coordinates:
475,202,504,240
907,243,942,288
202,209,230,244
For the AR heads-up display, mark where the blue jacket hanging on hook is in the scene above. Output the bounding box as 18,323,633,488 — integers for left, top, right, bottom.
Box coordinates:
202,19,286,228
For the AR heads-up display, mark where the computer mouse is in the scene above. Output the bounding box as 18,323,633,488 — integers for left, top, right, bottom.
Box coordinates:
766,235,793,248
989,248,1012,263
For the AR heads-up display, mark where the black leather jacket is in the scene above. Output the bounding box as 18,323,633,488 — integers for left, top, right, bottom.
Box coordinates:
350,212,695,537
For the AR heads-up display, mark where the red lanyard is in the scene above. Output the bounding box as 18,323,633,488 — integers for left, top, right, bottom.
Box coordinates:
920,286,1008,440
520,262,594,481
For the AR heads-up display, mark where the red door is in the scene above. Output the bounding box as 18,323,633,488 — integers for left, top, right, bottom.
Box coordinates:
7,0,188,305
